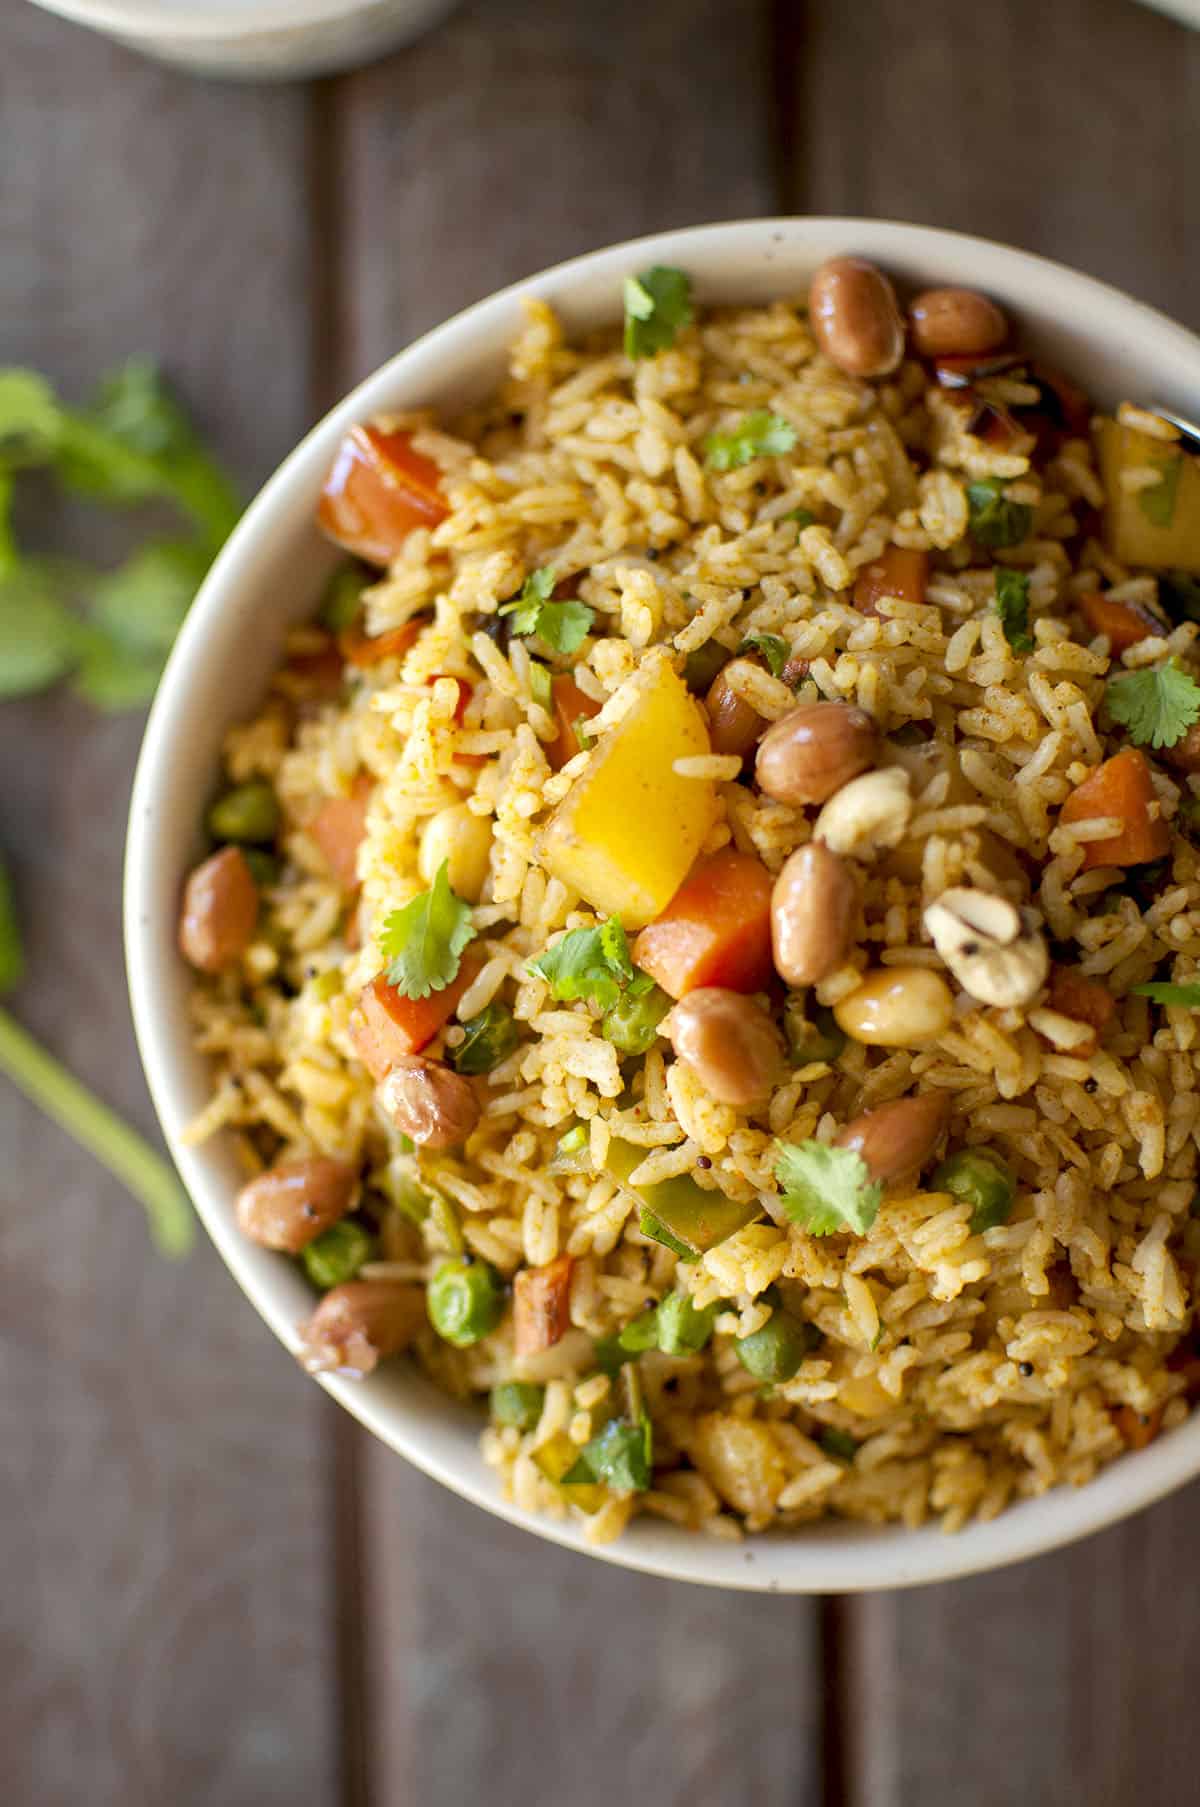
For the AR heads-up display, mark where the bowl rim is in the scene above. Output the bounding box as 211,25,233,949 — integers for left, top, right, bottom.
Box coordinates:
30,0,413,38
125,215,1200,1592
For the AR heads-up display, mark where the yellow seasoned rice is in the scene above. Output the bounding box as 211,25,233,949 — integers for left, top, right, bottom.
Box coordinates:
186,281,1200,1543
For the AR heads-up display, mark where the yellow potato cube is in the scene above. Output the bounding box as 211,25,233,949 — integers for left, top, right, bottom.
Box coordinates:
1096,417,1200,573
538,656,718,927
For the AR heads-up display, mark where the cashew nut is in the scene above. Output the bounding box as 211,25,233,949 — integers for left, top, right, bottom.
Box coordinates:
814,766,913,860
923,886,1048,1009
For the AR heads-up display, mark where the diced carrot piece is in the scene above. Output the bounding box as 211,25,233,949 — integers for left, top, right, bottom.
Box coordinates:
1047,967,1115,1055
338,617,422,669
1113,1403,1164,1451
1078,591,1162,653
633,848,774,999
349,951,481,1077
513,1254,575,1356
546,674,602,772
853,546,929,618
317,424,448,565
1059,748,1171,870
309,774,374,891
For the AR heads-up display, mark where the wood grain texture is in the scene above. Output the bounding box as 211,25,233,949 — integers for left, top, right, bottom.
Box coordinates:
335,6,825,1804
788,4,1200,1801
789,0,1200,325
0,11,337,1805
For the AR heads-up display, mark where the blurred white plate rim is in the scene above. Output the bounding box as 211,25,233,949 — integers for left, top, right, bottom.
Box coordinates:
31,0,405,37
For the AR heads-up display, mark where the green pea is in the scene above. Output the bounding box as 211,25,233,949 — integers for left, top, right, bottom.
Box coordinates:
932,1147,1016,1233
785,1001,846,1066
490,1381,545,1431
452,1001,520,1075
427,1256,504,1347
302,1219,374,1290
682,640,729,693
319,562,368,633
735,1308,817,1382
656,1290,719,1355
602,979,673,1056
208,780,280,846
241,848,281,889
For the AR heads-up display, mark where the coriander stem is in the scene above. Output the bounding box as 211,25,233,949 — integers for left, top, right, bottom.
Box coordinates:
0,1003,192,1256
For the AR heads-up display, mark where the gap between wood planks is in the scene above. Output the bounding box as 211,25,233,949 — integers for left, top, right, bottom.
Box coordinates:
303,5,851,1800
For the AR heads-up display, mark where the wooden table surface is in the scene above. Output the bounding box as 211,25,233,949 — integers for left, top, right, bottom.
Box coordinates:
5,1,1200,1801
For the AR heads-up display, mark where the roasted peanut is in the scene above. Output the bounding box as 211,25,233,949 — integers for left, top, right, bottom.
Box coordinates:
923,887,1048,1008
809,257,905,379
835,1093,950,1183
419,802,493,901
814,767,913,861
1165,723,1200,775
664,988,786,1108
377,1055,480,1147
299,1280,426,1376
771,843,858,986
755,701,879,807
909,287,1008,360
834,966,954,1046
178,845,259,973
236,1155,358,1252
705,660,767,758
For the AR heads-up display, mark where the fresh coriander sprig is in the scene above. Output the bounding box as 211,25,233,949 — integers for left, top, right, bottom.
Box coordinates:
527,916,635,1012
1132,981,1200,1007
1105,660,1200,750
704,411,797,472
738,632,789,677
378,862,477,1001
994,567,1034,654
499,567,594,655
966,478,1032,550
774,1138,883,1237
0,361,238,711
0,849,192,1256
623,266,693,361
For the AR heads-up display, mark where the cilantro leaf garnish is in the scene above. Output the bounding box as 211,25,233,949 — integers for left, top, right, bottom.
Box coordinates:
994,567,1034,653
1105,660,1200,749
966,478,1032,549
379,861,477,1000
562,1414,653,1492
500,567,594,654
704,411,798,472
1132,982,1200,1007
775,1139,883,1237
0,361,238,711
738,632,789,678
528,916,636,1011
623,266,693,361
1136,450,1183,529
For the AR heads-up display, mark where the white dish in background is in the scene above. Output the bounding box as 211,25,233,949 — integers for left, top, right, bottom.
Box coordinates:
28,0,458,78
125,218,1200,1592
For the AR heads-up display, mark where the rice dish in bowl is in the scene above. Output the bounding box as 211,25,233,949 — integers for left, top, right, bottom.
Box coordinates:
172,246,1200,1552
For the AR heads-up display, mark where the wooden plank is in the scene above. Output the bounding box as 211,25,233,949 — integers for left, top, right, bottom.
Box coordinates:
0,11,339,1804
789,3,1200,1801
333,5,826,1803
791,0,1200,325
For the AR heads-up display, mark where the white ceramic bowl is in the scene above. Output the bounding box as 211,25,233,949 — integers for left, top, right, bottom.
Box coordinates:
126,218,1200,1591
28,0,458,78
